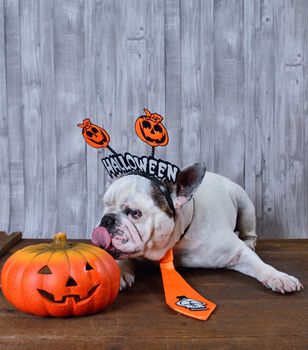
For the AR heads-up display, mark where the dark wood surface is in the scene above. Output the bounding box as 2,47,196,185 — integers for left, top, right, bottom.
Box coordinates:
0,239,307,350
0,232,22,257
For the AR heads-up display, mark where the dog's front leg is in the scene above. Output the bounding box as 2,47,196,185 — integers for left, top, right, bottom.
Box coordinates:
117,259,135,291
227,243,303,293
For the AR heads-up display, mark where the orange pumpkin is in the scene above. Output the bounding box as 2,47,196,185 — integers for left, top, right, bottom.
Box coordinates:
135,108,169,147
1,232,120,317
78,119,110,148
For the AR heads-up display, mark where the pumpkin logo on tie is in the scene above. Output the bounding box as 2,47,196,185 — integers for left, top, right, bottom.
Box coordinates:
135,108,169,147
176,295,208,311
78,119,110,148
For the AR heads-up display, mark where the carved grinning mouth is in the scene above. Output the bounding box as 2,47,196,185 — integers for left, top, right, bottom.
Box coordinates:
37,284,100,304
89,135,107,145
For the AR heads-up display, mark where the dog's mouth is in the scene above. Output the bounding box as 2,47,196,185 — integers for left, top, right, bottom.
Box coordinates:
37,284,99,304
92,226,112,249
91,226,140,259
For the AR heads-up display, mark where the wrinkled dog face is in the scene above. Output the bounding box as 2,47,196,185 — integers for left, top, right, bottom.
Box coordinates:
92,175,175,260
92,163,206,261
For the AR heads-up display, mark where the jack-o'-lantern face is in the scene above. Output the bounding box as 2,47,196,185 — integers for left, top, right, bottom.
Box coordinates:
135,109,169,147
78,119,110,148
1,233,120,317
37,262,100,305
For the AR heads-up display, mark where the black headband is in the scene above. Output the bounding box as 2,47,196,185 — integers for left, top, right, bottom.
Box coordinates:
126,171,176,217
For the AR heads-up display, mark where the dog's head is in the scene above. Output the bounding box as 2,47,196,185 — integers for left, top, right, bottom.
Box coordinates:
92,163,206,261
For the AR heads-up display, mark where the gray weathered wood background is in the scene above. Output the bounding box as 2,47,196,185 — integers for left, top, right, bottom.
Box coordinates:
0,0,307,239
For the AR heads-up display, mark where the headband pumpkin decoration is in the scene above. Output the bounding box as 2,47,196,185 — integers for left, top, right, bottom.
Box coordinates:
77,119,117,155
78,110,178,183
135,108,169,154
78,109,216,321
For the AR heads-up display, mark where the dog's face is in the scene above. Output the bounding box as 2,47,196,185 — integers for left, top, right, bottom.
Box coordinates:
92,163,206,261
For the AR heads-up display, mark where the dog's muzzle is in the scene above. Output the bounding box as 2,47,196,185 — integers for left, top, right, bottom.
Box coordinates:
91,212,143,260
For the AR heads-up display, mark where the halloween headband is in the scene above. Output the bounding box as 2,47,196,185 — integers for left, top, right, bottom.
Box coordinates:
78,108,179,183
78,109,179,215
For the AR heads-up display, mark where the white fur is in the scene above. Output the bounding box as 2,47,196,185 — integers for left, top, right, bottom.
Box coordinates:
102,172,303,293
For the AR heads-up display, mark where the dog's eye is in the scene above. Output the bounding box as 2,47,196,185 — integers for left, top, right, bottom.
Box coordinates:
124,208,142,219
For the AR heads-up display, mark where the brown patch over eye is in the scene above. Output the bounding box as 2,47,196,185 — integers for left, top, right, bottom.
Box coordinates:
85,262,94,270
38,265,52,274
150,181,174,218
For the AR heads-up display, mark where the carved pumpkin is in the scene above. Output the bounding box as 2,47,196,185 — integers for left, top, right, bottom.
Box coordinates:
78,119,110,148
135,108,169,147
1,232,120,317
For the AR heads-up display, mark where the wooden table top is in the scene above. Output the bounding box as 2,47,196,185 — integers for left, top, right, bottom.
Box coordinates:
0,239,307,350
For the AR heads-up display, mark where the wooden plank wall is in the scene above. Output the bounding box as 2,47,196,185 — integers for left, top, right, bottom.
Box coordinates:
0,0,307,239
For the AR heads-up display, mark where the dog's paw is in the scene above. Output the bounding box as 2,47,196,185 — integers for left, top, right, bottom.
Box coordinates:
262,272,303,293
117,260,135,291
244,238,256,251
120,270,135,291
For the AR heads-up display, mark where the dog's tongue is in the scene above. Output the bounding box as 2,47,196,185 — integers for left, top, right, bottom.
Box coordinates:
91,226,111,249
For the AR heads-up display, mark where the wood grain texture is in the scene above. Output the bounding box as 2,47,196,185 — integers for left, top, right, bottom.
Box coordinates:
126,0,147,158
40,0,57,237
0,0,307,238
54,0,86,238
181,0,201,166
85,0,99,237
273,0,287,236
20,0,43,237
284,0,305,237
146,0,166,161
5,0,25,233
305,0,308,235
0,0,10,232
165,0,181,166
0,239,307,349
213,0,245,187
255,0,276,235
243,0,256,206
200,0,215,171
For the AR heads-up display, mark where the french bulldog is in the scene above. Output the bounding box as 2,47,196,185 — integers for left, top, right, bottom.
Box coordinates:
92,163,303,293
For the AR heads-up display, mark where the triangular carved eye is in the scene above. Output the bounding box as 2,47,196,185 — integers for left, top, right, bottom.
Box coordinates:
38,265,52,274
85,262,94,271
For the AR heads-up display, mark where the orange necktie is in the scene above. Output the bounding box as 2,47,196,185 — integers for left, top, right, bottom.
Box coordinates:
159,248,216,321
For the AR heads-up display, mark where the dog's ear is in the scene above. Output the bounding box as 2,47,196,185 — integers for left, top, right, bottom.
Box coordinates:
172,162,206,209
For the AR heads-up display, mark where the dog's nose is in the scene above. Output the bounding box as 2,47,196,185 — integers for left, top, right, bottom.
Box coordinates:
100,214,116,229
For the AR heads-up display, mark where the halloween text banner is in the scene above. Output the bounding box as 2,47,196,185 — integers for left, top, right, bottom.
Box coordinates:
101,152,179,183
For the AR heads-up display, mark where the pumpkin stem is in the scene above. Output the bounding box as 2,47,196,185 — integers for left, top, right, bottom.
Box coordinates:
52,232,70,249
144,108,151,117
77,118,91,129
